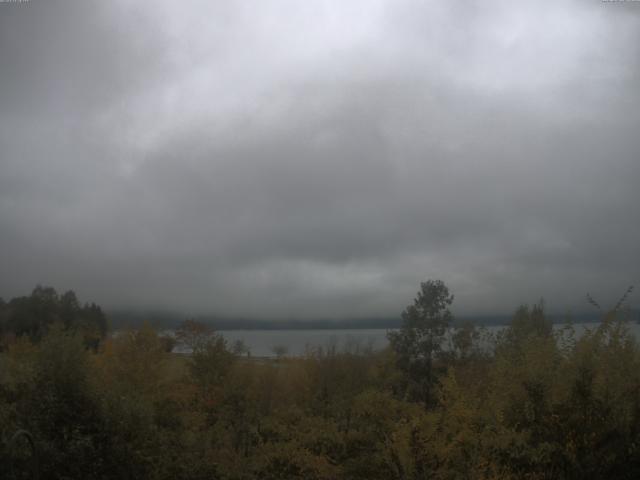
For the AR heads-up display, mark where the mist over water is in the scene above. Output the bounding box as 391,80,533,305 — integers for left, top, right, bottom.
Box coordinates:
2,2,640,478
166,322,640,357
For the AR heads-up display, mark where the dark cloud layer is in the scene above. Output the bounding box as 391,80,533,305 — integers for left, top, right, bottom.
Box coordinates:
1,0,639,319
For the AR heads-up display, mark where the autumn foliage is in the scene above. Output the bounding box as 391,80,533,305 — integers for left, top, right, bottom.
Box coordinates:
1,284,639,479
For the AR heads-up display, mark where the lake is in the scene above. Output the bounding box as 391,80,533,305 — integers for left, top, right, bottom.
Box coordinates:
216,329,390,357
171,321,640,357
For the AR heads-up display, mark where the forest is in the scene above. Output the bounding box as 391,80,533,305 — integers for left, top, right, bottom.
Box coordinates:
1,281,639,479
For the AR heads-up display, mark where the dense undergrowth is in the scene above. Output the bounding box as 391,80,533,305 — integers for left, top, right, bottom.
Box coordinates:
1,285,639,479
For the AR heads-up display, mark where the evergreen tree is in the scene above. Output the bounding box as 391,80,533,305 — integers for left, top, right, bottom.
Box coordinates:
388,279,454,407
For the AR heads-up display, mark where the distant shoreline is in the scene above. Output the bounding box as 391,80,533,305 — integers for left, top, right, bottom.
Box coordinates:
107,311,638,331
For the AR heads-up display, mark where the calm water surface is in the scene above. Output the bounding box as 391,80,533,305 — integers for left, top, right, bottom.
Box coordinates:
218,329,389,357
172,322,640,357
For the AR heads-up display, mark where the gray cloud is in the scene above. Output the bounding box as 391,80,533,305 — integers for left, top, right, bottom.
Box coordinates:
0,0,638,319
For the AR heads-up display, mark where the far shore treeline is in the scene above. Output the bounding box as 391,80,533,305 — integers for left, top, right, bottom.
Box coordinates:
1,285,624,336
1,281,639,479
107,307,616,332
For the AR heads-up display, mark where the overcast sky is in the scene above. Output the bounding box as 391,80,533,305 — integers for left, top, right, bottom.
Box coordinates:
0,0,638,319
